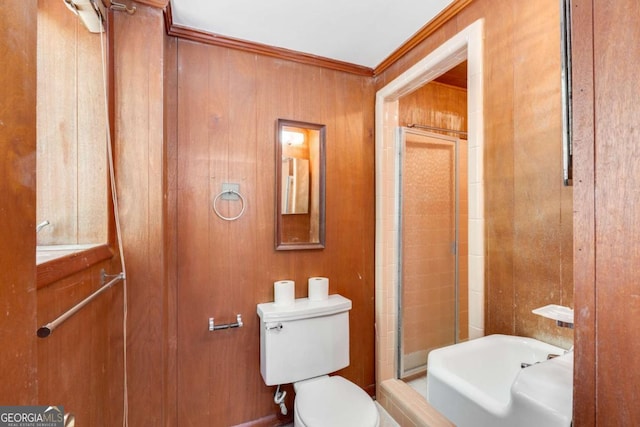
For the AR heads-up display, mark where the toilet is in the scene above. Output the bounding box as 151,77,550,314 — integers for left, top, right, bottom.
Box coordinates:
257,294,379,427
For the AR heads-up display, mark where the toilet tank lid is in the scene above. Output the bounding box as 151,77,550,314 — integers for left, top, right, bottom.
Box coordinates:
257,294,352,322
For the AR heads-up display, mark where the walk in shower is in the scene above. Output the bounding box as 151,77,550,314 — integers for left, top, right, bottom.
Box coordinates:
374,19,484,424
397,128,468,379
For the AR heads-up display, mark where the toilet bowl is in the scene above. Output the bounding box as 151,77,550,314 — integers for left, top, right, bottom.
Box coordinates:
257,295,378,427
294,376,379,427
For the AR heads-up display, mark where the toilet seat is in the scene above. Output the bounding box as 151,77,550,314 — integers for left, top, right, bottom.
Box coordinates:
294,376,379,427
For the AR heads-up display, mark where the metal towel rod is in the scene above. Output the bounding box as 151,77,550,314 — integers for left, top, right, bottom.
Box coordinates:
37,269,125,338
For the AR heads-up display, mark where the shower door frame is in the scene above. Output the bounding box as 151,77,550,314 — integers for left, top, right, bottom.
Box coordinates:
396,128,462,379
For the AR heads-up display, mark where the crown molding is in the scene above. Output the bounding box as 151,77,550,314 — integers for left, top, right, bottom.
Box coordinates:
164,3,373,76
163,0,474,77
374,0,475,75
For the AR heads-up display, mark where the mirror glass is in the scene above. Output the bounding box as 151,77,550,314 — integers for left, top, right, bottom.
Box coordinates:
275,119,325,250
37,0,109,250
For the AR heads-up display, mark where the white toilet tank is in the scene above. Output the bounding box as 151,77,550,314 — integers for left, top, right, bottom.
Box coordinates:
257,295,352,386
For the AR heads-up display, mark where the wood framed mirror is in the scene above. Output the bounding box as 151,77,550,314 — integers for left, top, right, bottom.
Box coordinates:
275,119,325,250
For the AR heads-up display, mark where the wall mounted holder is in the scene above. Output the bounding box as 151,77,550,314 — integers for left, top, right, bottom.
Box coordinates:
208,314,243,331
532,304,574,329
212,183,246,221
220,183,240,200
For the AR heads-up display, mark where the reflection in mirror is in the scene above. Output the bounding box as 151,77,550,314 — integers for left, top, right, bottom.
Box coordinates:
281,156,310,214
276,119,325,250
37,0,108,248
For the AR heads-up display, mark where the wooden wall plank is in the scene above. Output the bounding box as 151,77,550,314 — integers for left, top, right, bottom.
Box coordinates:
163,31,179,427
175,39,214,426
330,71,376,392
207,43,235,424
0,0,38,404
593,0,640,424
113,5,168,426
254,55,299,422
221,47,259,424
512,0,572,347
570,0,596,423
468,0,517,337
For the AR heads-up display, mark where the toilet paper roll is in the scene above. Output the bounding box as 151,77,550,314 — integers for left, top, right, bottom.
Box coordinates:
274,280,295,306
308,277,329,301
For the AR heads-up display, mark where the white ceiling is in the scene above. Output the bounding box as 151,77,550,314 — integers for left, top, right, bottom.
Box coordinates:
170,0,455,69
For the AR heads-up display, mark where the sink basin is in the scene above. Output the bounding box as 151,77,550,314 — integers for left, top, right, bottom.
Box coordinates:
427,334,573,427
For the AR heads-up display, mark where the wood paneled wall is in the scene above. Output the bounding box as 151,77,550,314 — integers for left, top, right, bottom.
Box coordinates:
0,0,38,404
376,0,573,348
174,39,375,426
399,80,467,133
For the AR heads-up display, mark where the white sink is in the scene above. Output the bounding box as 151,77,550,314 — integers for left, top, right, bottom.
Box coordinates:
427,334,573,427
510,352,573,427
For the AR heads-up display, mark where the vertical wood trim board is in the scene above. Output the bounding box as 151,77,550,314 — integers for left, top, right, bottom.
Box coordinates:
113,5,169,426
0,0,38,404
592,0,640,424
570,0,596,424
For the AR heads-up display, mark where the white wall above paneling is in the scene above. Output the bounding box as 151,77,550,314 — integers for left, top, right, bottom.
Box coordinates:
170,0,454,68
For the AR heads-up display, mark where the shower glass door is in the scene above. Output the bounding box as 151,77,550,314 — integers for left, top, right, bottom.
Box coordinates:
397,128,468,379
